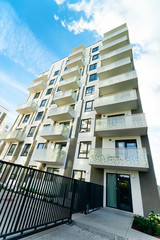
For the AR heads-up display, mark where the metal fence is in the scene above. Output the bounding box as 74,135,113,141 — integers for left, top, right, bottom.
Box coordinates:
0,160,103,239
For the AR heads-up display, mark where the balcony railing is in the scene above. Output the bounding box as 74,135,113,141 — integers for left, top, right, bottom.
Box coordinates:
0,129,25,142
48,105,75,121
100,36,129,55
103,24,128,45
101,45,132,66
59,76,80,91
89,148,149,171
28,80,47,93
53,90,77,106
40,125,69,140
66,56,84,69
33,75,49,83
16,101,38,114
94,89,137,114
95,113,147,137
97,57,132,80
32,149,66,165
98,70,138,95
61,66,81,80
68,44,85,61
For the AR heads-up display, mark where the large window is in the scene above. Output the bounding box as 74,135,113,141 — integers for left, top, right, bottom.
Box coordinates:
78,142,91,159
89,73,97,82
27,126,36,137
33,92,40,99
7,144,17,156
21,144,31,156
35,112,43,121
22,114,30,123
73,170,86,181
85,86,95,96
80,119,91,133
85,100,94,112
92,46,99,53
49,79,55,85
92,54,99,61
89,63,97,71
46,88,53,95
44,167,59,181
40,99,47,107
37,143,46,149
54,70,60,76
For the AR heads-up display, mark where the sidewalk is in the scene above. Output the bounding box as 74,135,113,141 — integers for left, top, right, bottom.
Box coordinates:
23,208,158,240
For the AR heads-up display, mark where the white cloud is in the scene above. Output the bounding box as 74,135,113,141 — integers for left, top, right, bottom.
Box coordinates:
54,14,59,21
0,1,56,75
61,20,66,28
59,0,160,184
54,0,65,5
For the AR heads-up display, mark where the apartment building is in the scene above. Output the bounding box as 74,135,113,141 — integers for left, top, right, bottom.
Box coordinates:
0,23,160,216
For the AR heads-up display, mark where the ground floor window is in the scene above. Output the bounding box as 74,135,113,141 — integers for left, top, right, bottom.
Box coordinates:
44,167,59,181
73,170,86,181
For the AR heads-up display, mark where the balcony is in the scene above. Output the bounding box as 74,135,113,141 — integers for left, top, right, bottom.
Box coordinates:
61,66,81,80
16,101,38,114
101,45,132,66
53,90,77,106
59,76,80,91
0,129,25,142
100,36,129,55
94,89,137,114
66,56,84,69
32,149,65,165
33,75,49,83
89,148,149,172
68,44,85,61
28,80,47,93
95,113,147,137
103,24,128,45
97,57,132,80
48,105,75,121
40,125,69,141
98,70,138,96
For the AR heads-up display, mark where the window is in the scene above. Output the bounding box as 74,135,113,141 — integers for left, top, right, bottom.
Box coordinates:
60,77,63,81
85,100,94,112
7,144,17,156
85,86,95,96
35,112,43,121
78,142,91,158
43,124,51,127
73,170,86,181
57,87,61,92
54,70,60,76
23,114,30,123
89,73,97,82
49,79,55,85
80,119,91,132
44,167,59,181
51,100,55,105
21,144,31,156
37,143,46,149
10,166,20,180
0,162,3,173
27,126,36,137
92,54,99,61
33,92,40,99
64,67,68,71
89,63,97,71
46,88,53,95
92,46,99,53
40,99,47,107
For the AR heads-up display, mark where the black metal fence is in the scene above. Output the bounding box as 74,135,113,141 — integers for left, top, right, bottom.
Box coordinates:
0,160,103,239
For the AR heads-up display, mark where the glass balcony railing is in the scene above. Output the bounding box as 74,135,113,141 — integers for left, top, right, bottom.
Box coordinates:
59,76,80,91
48,105,75,121
102,25,128,45
40,125,69,140
0,129,25,142
28,80,47,93
89,148,149,171
53,89,77,106
16,101,38,114
61,66,81,80
66,56,84,69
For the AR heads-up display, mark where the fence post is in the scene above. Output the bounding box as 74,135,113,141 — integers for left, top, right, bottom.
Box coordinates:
68,179,77,223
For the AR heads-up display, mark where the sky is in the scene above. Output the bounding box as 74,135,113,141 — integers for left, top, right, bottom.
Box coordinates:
0,0,160,184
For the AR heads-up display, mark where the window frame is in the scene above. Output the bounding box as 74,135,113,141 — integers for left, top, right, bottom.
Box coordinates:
27,126,36,137
78,141,91,159
89,63,97,71
21,144,31,156
37,143,46,149
85,100,94,112
92,54,99,61
80,119,91,133
7,144,17,156
85,86,95,96
35,112,43,121
49,79,55,85
92,46,99,53
22,114,30,123
33,92,40,99
73,170,86,181
40,99,47,107
89,73,98,82
54,70,60,76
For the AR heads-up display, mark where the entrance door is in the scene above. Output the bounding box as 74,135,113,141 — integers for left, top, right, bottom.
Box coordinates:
106,173,132,212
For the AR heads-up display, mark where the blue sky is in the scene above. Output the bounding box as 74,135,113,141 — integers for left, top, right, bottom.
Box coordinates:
0,0,160,184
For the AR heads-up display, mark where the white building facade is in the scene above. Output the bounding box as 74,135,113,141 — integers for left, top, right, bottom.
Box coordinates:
0,24,160,216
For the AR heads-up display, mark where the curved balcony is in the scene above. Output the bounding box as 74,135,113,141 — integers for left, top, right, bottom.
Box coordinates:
40,125,69,141
89,148,149,171
94,89,137,114
16,101,38,114
59,77,80,91
0,129,25,142
28,80,47,93
95,113,147,137
32,149,65,165
53,90,77,106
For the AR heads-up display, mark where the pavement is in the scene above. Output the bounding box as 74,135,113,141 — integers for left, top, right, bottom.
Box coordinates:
23,207,158,240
